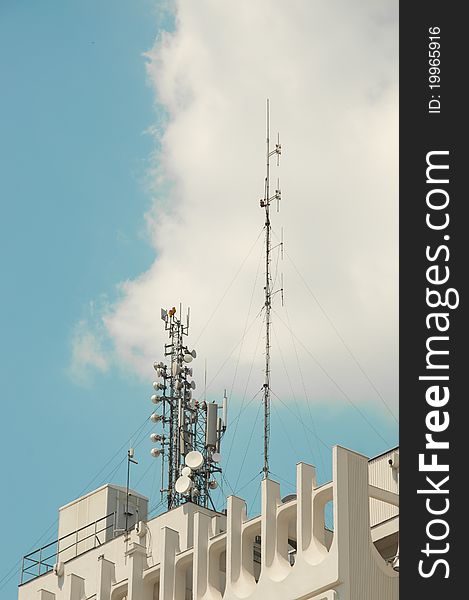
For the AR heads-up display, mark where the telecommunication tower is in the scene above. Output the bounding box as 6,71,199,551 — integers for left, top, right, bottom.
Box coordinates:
149,306,227,511
259,99,283,479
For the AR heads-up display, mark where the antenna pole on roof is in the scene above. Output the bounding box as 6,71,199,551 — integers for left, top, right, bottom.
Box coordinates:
125,448,138,533
260,99,282,480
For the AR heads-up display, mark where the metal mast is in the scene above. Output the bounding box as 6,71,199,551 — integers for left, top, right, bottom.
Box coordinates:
149,306,227,511
260,99,282,479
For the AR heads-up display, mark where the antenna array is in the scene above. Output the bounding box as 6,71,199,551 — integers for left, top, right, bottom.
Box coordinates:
149,306,227,511
259,99,283,479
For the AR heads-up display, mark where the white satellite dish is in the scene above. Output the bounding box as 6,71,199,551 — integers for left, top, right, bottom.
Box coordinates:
151,394,162,404
211,452,221,463
175,475,192,494
152,381,159,390
191,349,197,358
209,480,218,490
190,380,196,390
150,433,161,442
150,448,161,458
185,450,204,470
183,354,193,363
181,466,192,477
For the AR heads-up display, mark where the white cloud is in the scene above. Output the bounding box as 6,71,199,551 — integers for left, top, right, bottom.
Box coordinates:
68,320,109,386
79,1,398,418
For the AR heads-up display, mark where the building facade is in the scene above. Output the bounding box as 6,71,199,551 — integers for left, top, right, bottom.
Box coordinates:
18,446,399,600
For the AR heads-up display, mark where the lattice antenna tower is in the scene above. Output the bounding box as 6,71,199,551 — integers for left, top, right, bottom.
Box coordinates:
149,306,227,511
259,99,283,479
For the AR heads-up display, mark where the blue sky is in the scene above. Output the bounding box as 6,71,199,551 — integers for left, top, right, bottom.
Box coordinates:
0,1,398,596
0,1,168,593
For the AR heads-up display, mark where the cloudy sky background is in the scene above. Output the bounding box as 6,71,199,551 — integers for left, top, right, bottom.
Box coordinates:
77,0,399,413
0,1,397,595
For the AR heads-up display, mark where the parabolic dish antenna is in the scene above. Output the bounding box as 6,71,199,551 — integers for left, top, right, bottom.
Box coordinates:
185,450,204,470
175,475,192,494
211,452,221,463
181,466,192,477
183,354,193,363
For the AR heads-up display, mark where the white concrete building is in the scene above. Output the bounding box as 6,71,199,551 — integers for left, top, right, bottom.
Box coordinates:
18,445,398,600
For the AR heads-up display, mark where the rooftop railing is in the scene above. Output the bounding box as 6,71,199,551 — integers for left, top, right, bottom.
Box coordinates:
20,512,117,585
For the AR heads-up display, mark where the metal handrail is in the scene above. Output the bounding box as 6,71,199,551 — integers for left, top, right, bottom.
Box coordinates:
20,512,116,585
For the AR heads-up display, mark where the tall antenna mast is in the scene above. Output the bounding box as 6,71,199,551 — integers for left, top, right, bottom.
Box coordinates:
259,99,282,479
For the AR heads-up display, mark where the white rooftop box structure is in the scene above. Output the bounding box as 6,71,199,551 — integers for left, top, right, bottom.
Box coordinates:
57,484,148,562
